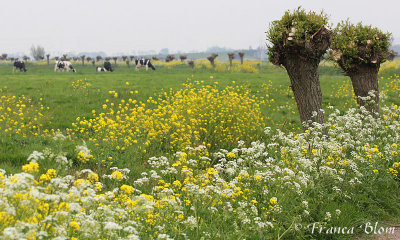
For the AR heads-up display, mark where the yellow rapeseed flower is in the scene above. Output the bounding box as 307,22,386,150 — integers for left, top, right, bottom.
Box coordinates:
120,184,135,194
22,161,39,173
270,197,277,205
46,169,56,178
69,221,80,231
87,172,99,183
111,171,123,181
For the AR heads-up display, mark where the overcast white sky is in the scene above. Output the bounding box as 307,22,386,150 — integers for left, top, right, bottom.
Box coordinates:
1,0,399,56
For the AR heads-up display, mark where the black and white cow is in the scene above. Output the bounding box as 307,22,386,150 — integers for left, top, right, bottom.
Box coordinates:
13,60,27,72
104,61,113,72
54,60,76,72
135,58,155,71
96,61,113,72
96,66,108,72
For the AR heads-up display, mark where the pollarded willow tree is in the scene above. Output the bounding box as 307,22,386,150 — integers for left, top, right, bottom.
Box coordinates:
238,51,245,64
80,55,85,66
330,21,391,113
267,7,332,129
207,53,218,68
227,52,235,67
179,55,187,62
112,57,118,65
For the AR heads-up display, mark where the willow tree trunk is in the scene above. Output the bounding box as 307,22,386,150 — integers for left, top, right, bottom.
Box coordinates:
208,59,215,68
347,65,380,114
284,55,325,129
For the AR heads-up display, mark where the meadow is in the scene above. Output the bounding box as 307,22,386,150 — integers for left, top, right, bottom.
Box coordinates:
0,60,350,174
1,59,400,239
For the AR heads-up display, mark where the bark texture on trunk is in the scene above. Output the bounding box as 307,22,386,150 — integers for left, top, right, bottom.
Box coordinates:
347,65,380,113
269,26,332,131
284,54,325,128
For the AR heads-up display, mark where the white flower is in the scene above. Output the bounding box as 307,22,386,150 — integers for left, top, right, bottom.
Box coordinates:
335,209,341,216
53,131,67,141
104,222,122,231
183,216,198,230
325,212,332,221
157,234,174,240
27,151,44,162
3,227,24,239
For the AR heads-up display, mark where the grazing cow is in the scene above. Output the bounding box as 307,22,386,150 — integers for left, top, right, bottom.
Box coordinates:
54,60,76,72
104,61,113,72
96,61,113,72
96,67,108,72
13,60,27,72
135,58,155,71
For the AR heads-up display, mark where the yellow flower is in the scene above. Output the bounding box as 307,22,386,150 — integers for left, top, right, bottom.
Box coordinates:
77,151,91,163
69,221,80,231
254,175,262,182
22,162,39,173
270,197,277,205
206,168,218,175
111,171,123,181
226,152,236,159
95,183,102,191
312,149,318,155
87,172,99,183
40,174,51,182
69,81,264,153
120,184,135,194
46,169,56,178
373,169,379,174
173,180,182,189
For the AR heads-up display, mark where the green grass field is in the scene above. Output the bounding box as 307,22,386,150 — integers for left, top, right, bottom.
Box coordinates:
0,62,358,130
0,62,399,174
2,61,400,239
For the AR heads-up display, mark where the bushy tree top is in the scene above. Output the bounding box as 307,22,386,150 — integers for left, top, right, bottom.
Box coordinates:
330,20,391,71
266,7,330,65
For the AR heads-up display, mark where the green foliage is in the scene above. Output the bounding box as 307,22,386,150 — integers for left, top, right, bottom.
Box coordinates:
266,7,329,64
330,20,392,71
